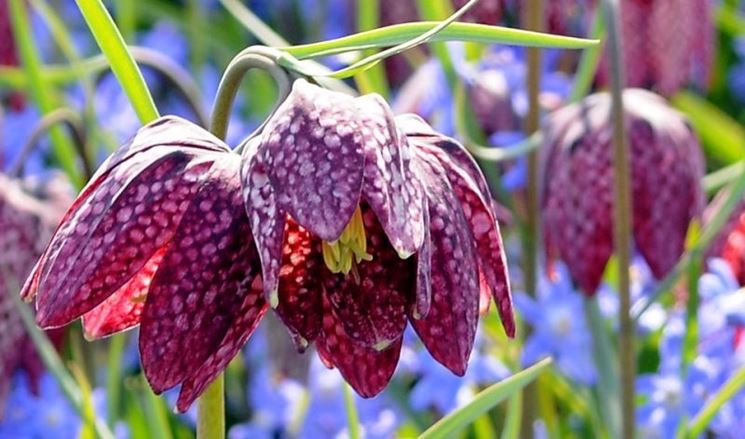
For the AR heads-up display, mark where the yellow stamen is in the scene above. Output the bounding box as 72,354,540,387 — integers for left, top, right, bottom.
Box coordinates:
322,206,373,275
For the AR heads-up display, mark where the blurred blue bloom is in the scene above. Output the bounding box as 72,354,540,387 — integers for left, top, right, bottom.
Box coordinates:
638,259,745,437
408,332,510,414
1,105,46,175
0,372,79,438
515,263,596,384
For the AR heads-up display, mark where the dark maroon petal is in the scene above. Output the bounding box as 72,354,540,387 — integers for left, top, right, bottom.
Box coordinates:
176,275,267,412
317,295,402,398
139,156,263,393
242,148,286,304
629,116,704,279
273,218,324,350
35,150,214,328
258,79,365,241
358,96,425,258
323,206,412,348
95,116,229,181
414,144,514,337
81,247,166,339
397,114,494,214
412,196,432,320
410,151,480,375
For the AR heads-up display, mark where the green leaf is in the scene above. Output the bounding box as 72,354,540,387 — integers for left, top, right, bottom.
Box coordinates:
76,0,159,124
686,358,745,438
671,91,745,166
283,21,599,61
419,358,553,439
8,0,81,185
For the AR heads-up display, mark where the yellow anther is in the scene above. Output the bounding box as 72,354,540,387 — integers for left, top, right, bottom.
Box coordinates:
322,206,373,275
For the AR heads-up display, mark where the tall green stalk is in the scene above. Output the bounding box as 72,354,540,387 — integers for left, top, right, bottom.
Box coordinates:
600,0,635,437
520,1,544,437
197,375,225,439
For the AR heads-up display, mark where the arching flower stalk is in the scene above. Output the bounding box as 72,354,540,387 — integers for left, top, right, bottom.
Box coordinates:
23,80,514,412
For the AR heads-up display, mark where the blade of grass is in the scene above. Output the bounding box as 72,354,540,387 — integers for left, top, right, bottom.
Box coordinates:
419,358,553,439
283,21,599,60
354,0,390,97
686,362,745,438
76,0,159,124
106,334,126,428
8,0,81,185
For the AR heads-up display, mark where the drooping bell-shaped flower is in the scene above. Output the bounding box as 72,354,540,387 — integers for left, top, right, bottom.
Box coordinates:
21,116,268,411
243,79,513,395
541,89,705,294
706,191,745,286
24,83,514,409
596,0,714,96
0,0,24,113
0,174,68,415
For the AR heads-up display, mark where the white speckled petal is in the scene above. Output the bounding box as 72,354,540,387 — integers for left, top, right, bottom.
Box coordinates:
257,80,365,241
358,97,425,258
241,146,286,303
409,150,480,375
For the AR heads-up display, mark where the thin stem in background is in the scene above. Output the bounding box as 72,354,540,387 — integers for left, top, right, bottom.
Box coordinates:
520,0,544,437
343,383,361,439
9,108,93,180
600,0,635,437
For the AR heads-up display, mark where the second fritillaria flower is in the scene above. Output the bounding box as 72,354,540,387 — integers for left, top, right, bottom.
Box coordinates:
23,80,514,411
541,89,705,294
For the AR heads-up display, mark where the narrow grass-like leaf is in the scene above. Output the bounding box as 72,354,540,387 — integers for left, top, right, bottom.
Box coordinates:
76,0,159,123
686,361,745,438
584,296,621,438
354,0,389,97
671,91,745,166
703,161,745,194
284,22,599,61
419,358,553,439
8,0,80,185
106,334,126,428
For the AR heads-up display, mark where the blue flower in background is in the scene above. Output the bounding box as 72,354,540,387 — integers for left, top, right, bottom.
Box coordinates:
408,331,510,414
637,259,745,437
0,372,80,438
1,105,46,175
515,263,596,384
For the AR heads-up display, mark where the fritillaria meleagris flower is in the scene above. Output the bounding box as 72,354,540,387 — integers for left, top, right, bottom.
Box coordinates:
541,89,705,294
0,174,69,415
22,116,268,411
596,0,714,96
706,191,745,286
243,79,514,394
24,81,513,410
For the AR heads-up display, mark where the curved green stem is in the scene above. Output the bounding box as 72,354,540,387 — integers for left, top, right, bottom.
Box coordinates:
600,0,634,437
9,107,93,179
210,46,291,143
96,46,209,127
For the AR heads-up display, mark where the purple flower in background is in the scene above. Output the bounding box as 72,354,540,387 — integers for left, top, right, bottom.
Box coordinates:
514,263,596,384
